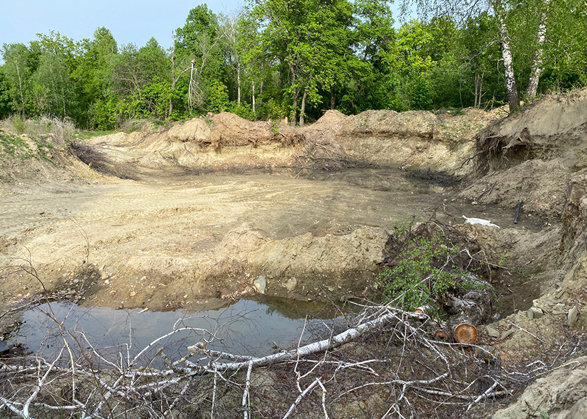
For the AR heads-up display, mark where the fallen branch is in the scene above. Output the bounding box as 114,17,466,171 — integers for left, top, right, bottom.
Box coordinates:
188,306,419,372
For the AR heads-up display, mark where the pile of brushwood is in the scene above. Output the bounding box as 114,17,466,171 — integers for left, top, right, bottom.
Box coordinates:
0,219,575,418
0,296,555,419
377,218,498,343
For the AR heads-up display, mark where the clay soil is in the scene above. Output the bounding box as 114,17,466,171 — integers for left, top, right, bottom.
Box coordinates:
0,108,557,318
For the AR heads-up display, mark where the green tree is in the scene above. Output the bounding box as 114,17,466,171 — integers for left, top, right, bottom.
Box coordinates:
537,0,587,91
2,43,34,115
70,28,119,127
0,66,12,119
252,0,356,125
175,4,225,113
402,0,564,112
32,51,76,118
73,28,118,100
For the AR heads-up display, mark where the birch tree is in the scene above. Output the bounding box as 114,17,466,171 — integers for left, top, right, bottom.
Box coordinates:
404,0,555,112
175,5,224,112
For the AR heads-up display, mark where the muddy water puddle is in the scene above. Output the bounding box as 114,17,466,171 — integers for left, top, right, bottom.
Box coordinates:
8,297,344,368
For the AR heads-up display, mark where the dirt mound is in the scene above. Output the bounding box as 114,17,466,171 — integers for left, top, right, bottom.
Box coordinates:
460,89,587,219
78,107,503,177
297,110,351,168
0,130,103,193
476,90,587,173
208,112,274,146
84,115,297,173
335,108,499,176
312,109,347,126
167,118,210,142
341,110,434,138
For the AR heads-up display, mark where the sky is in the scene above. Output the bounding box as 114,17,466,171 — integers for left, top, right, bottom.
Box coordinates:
0,0,245,52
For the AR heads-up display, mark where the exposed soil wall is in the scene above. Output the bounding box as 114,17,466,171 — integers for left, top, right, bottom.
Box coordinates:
335,108,503,176
78,107,504,179
459,89,587,220
462,90,587,418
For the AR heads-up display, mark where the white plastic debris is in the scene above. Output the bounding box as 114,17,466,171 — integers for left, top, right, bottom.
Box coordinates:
462,215,500,228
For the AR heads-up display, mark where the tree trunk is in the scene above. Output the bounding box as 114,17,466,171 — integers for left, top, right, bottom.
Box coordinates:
252,80,256,115
289,63,298,126
495,0,520,113
330,86,335,110
237,62,241,105
474,70,485,108
300,90,308,126
526,0,551,101
170,32,176,116
15,62,25,115
188,61,196,112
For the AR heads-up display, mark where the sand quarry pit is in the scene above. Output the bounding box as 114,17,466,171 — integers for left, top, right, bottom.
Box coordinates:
3,94,587,417
0,108,523,314
0,98,578,321
1,168,460,312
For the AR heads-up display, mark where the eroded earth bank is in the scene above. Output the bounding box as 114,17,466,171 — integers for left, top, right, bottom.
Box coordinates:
1,90,587,418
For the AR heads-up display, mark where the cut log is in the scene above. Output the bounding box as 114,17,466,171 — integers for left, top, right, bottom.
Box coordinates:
454,323,478,344
444,275,495,326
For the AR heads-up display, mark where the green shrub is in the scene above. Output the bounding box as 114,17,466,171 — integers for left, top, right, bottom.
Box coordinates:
377,221,465,314
4,114,27,135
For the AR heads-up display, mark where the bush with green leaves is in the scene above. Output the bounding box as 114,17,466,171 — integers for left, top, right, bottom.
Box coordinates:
377,221,469,314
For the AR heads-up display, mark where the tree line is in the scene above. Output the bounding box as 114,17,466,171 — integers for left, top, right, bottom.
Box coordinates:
0,0,585,129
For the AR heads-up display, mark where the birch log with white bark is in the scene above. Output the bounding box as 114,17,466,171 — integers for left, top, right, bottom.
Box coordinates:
187,307,414,372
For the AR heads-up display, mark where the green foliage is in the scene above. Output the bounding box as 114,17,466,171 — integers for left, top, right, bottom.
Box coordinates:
0,68,12,119
207,80,231,113
0,0,585,128
377,221,464,313
230,103,256,120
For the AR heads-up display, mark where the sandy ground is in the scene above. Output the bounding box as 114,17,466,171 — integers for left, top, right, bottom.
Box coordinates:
1,165,464,311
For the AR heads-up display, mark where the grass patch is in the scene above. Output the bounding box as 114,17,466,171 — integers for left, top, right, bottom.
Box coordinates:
0,132,33,159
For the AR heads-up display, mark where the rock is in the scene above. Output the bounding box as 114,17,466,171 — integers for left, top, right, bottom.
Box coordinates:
253,277,267,294
501,328,515,340
568,306,579,327
486,325,500,338
493,356,587,419
528,307,544,319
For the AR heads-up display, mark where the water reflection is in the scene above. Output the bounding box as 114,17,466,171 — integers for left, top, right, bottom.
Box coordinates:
12,298,342,368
